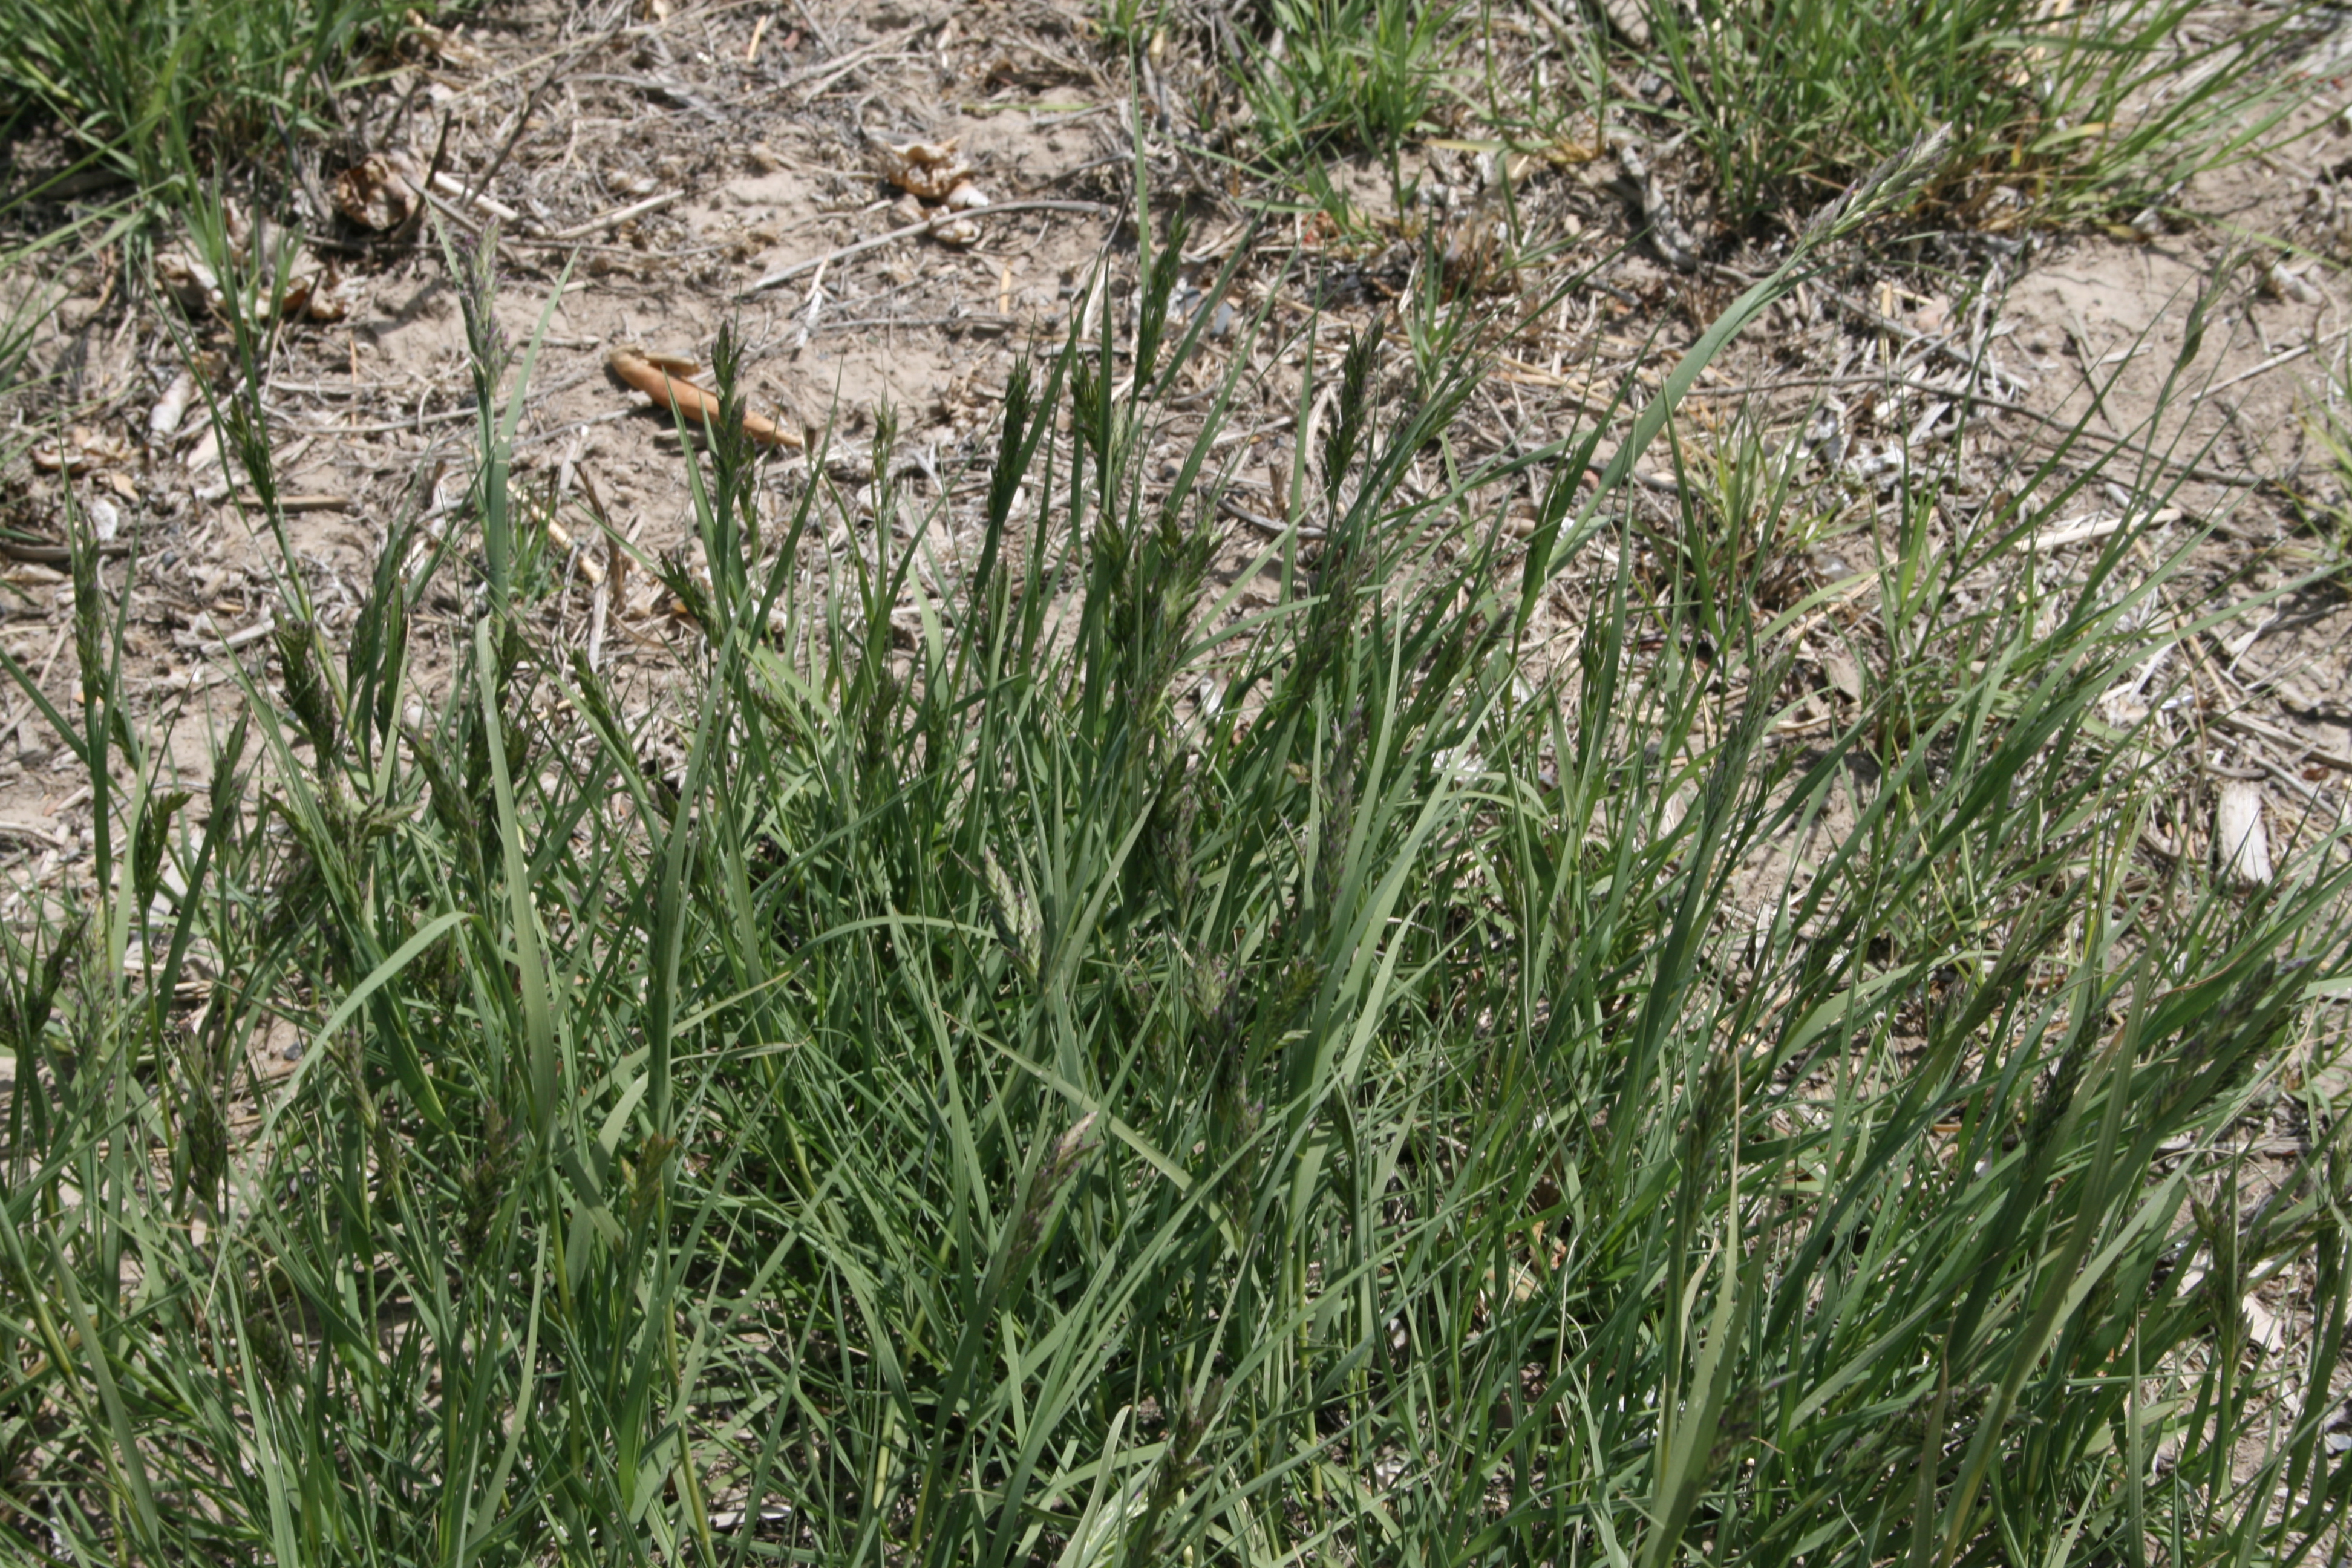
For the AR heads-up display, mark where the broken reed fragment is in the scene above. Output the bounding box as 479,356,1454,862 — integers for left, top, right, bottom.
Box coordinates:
2216,779,2272,888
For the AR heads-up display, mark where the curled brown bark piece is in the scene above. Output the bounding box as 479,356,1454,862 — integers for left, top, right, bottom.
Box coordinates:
607,347,803,449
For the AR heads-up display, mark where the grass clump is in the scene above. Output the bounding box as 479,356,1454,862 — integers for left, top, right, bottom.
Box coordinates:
0,0,425,209
0,173,2348,1566
1208,0,2299,267
1638,0,2303,236
1244,0,1460,165
2297,342,2352,581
